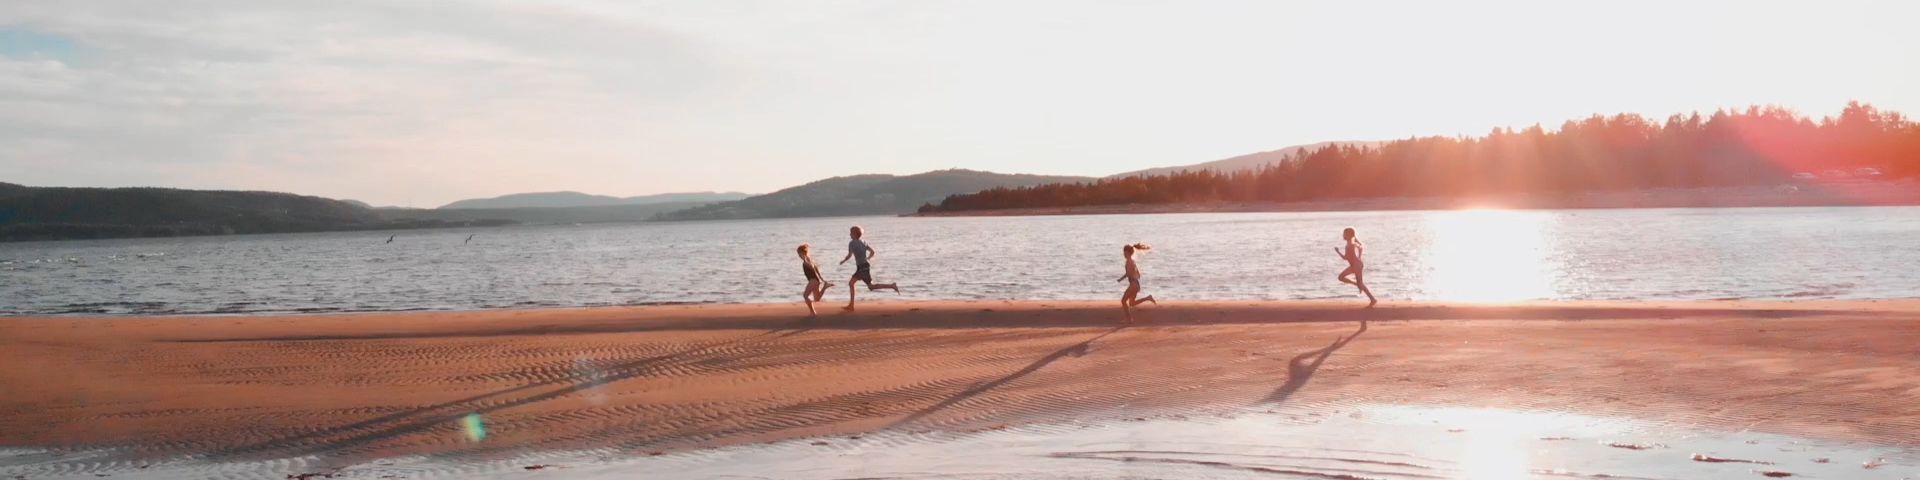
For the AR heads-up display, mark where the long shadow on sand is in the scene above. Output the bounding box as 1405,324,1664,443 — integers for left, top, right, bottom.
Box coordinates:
200,323,812,462
885,326,1127,430
1265,320,1368,404
164,304,1850,343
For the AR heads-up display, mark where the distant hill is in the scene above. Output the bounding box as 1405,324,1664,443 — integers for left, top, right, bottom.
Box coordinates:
340,199,410,210
379,202,707,225
0,183,491,241
440,191,749,209
655,169,1093,221
1106,141,1379,179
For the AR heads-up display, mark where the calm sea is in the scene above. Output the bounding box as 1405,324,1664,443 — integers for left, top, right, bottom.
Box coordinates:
2,207,1916,315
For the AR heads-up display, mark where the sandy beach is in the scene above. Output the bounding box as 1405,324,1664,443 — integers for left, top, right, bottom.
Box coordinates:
3,301,1918,478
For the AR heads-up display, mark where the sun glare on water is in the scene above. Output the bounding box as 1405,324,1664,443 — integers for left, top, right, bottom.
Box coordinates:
1418,209,1559,303
1368,406,1562,480
1457,417,1537,480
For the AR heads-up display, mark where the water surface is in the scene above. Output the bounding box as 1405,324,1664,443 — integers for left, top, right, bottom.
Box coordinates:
3,207,1916,315
7,405,1910,479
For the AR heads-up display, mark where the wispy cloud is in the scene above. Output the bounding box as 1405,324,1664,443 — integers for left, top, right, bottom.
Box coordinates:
3,0,1917,206
1,1,730,205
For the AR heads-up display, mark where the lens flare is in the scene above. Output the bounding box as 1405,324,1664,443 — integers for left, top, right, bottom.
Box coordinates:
462,413,488,442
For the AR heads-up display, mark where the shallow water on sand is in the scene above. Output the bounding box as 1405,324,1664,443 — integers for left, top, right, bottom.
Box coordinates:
6,405,1912,479
573,405,1919,480
4,207,1920,315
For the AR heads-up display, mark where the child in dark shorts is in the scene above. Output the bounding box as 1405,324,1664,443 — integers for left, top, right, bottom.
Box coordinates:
838,225,899,310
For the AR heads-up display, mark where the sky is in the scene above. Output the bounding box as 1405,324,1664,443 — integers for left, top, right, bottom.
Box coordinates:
2,1,1917,207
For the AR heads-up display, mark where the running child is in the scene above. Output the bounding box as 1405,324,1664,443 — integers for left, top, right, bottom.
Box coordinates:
839,226,899,310
1334,227,1377,308
797,244,833,316
1116,243,1157,323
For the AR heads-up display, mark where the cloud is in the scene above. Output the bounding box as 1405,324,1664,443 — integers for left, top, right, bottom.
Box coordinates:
3,1,1917,206
0,1,731,205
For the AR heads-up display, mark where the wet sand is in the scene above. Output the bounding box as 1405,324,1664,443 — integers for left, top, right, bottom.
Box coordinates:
2,301,1918,478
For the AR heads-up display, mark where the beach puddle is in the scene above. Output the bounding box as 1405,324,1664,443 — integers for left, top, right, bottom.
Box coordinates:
3,405,1913,479
588,405,1914,480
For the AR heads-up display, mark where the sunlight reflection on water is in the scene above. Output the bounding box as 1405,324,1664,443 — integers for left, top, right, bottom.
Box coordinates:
1417,210,1560,303
520,405,1917,480
4,405,1914,479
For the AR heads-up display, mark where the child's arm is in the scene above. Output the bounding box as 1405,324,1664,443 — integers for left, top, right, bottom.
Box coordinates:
839,251,852,265
1334,247,1346,260
865,245,878,261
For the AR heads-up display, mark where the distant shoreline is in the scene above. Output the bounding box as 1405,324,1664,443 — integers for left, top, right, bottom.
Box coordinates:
8,183,1915,242
911,182,1920,217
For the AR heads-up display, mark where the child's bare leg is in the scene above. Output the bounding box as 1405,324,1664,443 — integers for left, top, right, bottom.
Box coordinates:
1356,274,1377,307
1131,295,1156,306
870,282,899,292
845,278,859,310
1337,268,1359,286
804,282,822,315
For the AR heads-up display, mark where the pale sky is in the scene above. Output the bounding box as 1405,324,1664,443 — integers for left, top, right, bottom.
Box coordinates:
3,1,1917,207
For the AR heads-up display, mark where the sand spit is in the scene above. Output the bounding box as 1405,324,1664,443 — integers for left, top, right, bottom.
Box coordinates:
3,301,1917,478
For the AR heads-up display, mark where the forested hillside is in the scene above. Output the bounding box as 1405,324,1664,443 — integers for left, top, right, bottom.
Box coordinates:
923,103,1919,213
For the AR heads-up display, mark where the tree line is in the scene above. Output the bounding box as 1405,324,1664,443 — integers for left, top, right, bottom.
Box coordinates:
921,102,1920,213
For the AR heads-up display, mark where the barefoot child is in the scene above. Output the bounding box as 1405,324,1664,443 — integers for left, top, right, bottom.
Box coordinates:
797,244,833,316
1334,227,1377,308
1116,243,1157,323
839,226,899,310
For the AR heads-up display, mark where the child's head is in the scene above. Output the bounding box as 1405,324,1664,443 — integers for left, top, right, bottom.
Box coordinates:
849,225,864,239
797,243,811,258
1342,227,1357,240
1123,243,1152,257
